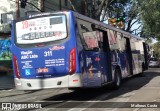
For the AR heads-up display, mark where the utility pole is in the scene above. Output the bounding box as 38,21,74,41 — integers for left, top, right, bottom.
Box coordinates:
16,0,20,19
41,0,45,12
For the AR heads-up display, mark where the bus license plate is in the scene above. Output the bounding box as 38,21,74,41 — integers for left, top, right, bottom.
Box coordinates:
36,68,49,73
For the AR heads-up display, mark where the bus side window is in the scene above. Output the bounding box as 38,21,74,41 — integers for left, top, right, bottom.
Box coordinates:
107,29,118,50
117,32,126,52
77,19,93,50
97,31,104,51
130,38,136,51
82,31,99,51
76,18,100,51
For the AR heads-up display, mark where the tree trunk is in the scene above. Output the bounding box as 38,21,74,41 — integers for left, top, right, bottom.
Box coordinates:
101,0,109,21
97,0,106,21
126,19,133,32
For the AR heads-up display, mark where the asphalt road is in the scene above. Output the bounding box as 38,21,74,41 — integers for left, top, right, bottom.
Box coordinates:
0,68,160,111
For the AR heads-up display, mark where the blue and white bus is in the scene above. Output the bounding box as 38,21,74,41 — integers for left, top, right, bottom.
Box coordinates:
11,11,148,90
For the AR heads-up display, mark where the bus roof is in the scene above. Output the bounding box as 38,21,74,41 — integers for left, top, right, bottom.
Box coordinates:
20,10,144,41
73,11,144,41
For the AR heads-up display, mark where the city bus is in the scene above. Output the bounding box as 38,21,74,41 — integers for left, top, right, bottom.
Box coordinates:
11,11,148,90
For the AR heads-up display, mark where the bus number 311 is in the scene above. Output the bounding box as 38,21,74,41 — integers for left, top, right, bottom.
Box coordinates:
44,51,53,57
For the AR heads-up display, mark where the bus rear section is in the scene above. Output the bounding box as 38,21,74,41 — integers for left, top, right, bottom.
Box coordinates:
11,12,82,90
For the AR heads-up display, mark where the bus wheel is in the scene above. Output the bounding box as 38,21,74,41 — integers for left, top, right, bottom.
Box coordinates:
113,68,121,89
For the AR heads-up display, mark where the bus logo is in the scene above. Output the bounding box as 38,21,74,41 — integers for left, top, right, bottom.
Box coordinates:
25,69,31,75
49,46,65,50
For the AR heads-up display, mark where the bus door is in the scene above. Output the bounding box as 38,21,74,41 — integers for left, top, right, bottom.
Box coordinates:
125,37,133,76
99,30,112,83
81,31,103,87
81,30,112,87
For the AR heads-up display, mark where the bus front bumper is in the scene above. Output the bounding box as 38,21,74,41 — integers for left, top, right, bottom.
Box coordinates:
14,74,82,90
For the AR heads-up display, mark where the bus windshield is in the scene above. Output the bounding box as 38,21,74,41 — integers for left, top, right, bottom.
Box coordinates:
15,15,67,44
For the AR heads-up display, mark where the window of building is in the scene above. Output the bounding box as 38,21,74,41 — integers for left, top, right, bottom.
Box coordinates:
1,12,14,24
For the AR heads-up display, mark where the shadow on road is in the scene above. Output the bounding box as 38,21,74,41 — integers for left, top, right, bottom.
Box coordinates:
104,70,160,100
44,69,160,101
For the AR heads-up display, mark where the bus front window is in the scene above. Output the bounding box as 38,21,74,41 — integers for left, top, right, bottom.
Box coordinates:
15,15,67,44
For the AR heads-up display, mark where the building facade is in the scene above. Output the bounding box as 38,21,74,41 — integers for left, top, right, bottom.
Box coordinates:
0,0,75,35
0,0,41,35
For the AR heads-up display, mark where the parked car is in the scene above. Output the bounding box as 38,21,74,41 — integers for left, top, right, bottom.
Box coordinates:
148,58,160,67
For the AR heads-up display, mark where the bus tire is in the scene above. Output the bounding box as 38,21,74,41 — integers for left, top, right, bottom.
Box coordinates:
113,68,121,89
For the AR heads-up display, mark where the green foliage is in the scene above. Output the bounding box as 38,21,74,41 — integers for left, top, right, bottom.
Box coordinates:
70,0,160,40
125,0,141,32
137,0,160,39
153,41,160,57
107,0,129,18
72,0,130,20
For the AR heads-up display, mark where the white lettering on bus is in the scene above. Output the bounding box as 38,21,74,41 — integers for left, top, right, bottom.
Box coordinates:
21,51,33,55
21,55,29,59
21,54,38,60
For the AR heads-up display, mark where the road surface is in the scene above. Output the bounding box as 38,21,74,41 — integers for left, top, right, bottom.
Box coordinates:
0,68,160,111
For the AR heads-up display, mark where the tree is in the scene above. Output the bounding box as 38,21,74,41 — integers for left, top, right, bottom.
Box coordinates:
69,0,159,40
153,41,160,57
125,1,141,32
137,0,160,39
70,0,130,21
